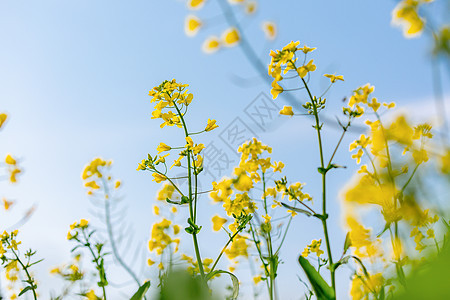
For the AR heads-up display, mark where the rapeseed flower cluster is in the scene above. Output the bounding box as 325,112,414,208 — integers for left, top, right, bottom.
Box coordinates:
182,0,277,53
81,158,120,197
148,218,180,255
210,138,296,299
301,239,324,258
4,154,21,183
1,230,39,299
341,84,446,299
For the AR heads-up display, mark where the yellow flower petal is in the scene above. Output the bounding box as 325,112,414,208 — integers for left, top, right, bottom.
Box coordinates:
185,15,202,37
221,27,240,47
202,36,221,54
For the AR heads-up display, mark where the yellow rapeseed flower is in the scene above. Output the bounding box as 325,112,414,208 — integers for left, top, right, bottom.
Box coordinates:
324,73,344,83
245,1,257,14
9,168,21,183
205,119,219,131
221,27,240,47
262,21,277,40
392,0,426,38
279,106,294,116
157,142,171,153
212,215,227,231
270,80,283,99
79,219,89,228
147,258,155,266
5,154,16,165
296,60,316,78
152,173,167,183
185,15,202,37
187,0,206,10
202,36,221,54
0,113,7,128
2,198,14,210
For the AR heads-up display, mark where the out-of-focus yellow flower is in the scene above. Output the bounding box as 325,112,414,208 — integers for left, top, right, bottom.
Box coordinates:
147,258,155,266
225,235,248,260
148,218,180,255
202,36,221,53
84,180,100,190
262,21,277,40
253,275,262,284
114,180,121,189
221,27,240,47
324,73,344,83
9,168,21,183
157,183,176,201
262,214,271,223
245,1,257,14
2,198,14,210
153,205,160,216
440,149,450,174
185,15,202,37
287,209,297,217
5,154,16,165
0,113,7,128
187,0,206,10
82,158,110,180
79,219,89,228
392,0,430,38
212,215,227,231
85,289,100,300
279,106,294,116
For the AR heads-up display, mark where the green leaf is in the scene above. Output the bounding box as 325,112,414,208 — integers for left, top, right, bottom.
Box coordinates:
166,198,182,205
317,167,328,175
130,281,150,300
206,270,239,300
298,256,335,300
280,202,313,217
376,223,391,237
18,286,33,297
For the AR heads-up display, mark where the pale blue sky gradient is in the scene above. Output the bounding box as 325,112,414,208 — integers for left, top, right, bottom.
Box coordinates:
0,0,449,299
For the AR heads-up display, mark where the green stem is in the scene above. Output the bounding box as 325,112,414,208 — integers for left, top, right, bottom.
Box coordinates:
208,228,243,275
81,230,107,300
9,245,37,300
100,178,141,289
301,77,336,295
262,172,276,300
326,119,351,168
249,222,271,295
173,101,205,279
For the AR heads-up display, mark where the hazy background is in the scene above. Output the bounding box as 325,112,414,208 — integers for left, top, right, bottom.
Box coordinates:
0,0,449,299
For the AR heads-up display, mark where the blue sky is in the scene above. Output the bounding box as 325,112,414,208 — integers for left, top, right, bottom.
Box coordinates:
0,0,448,299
